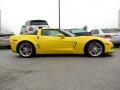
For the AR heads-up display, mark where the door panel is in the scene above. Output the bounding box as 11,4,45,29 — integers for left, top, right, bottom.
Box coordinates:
39,36,75,53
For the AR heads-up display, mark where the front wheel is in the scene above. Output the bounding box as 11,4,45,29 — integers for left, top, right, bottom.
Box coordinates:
85,41,104,57
18,42,35,58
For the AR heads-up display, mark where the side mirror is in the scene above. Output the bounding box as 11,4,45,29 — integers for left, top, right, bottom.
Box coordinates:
57,34,65,38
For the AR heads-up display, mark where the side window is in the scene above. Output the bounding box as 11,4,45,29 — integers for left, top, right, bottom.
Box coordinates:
41,30,62,36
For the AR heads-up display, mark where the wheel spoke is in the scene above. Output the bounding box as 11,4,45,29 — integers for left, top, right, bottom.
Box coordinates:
19,43,33,57
21,49,26,54
88,42,103,56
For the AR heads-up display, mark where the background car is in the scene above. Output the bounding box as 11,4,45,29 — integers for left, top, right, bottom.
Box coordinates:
90,28,120,47
0,31,14,46
20,20,49,34
66,28,92,36
10,28,113,58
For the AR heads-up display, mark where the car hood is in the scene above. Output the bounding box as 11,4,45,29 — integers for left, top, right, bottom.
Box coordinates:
74,36,111,43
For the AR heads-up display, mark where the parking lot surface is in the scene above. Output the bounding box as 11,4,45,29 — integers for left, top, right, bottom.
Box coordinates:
0,48,120,90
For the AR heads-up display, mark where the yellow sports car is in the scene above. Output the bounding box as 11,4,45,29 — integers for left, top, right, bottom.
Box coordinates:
10,28,113,58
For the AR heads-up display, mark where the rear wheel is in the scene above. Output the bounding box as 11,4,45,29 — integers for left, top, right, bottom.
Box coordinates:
18,42,35,58
85,41,104,57
114,44,120,48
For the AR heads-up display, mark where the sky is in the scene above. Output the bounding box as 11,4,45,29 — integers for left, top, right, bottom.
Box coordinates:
0,0,119,34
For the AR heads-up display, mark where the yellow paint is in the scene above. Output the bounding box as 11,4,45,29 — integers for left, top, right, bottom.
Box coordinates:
10,29,113,55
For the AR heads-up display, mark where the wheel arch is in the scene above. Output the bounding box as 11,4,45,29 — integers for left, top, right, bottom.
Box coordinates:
16,40,36,53
84,39,105,54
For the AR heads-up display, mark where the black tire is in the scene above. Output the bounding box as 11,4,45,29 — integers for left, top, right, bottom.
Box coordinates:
85,41,104,57
18,42,35,58
114,44,120,48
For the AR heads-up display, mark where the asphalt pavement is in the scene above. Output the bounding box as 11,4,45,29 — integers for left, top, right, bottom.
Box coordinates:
0,48,120,90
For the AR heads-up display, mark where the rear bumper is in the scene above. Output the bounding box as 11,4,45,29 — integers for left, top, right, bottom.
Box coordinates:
10,44,17,53
10,41,17,53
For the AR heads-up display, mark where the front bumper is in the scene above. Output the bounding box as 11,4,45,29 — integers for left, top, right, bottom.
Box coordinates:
104,42,114,53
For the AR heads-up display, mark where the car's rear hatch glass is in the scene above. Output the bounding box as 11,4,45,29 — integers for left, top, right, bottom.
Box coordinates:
30,20,48,25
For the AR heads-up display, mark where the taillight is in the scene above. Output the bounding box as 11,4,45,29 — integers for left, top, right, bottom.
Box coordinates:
29,27,33,31
104,34,112,38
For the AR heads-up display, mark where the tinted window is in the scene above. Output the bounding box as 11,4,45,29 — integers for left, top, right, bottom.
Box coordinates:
41,30,61,36
42,29,76,37
30,20,48,25
101,29,120,33
60,29,76,37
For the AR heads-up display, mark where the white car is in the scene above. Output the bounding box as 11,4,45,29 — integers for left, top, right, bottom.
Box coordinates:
90,28,120,47
20,20,49,34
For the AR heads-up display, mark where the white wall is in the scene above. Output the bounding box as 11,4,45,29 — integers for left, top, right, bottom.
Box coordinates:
0,0,119,34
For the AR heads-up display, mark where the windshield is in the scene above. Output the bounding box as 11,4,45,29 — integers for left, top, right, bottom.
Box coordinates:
30,20,48,25
60,29,76,37
101,29,120,33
